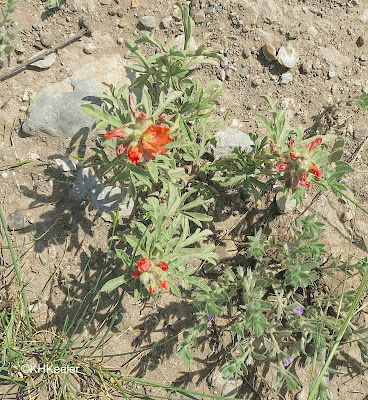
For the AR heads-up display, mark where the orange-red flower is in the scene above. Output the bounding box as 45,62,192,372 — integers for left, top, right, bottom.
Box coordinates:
104,127,126,140
149,284,157,294
137,258,151,273
277,162,289,171
157,261,169,271
298,172,310,188
131,270,141,279
159,280,170,290
289,151,298,160
306,137,322,152
309,162,322,180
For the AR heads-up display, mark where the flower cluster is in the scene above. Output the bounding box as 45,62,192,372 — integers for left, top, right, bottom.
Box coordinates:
103,94,172,163
273,137,323,189
131,257,170,294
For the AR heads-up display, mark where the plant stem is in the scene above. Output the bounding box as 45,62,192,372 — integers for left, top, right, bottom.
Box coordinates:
307,259,368,399
0,201,31,332
336,189,368,215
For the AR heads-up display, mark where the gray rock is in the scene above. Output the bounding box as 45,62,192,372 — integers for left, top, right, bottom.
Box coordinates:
22,54,129,137
220,57,228,68
213,128,254,159
194,9,206,23
277,44,299,68
139,15,156,30
161,16,172,29
69,168,102,200
280,71,293,84
70,168,133,216
260,0,283,23
205,6,214,15
55,158,77,172
356,36,364,47
7,210,25,230
276,192,297,214
239,67,248,78
40,33,54,48
30,51,57,69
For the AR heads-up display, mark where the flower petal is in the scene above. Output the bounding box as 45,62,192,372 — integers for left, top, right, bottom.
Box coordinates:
104,127,126,140
137,257,151,273
128,145,143,163
277,162,289,171
306,137,322,152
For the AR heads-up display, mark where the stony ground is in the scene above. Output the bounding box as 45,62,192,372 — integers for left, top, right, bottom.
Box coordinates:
1,0,368,399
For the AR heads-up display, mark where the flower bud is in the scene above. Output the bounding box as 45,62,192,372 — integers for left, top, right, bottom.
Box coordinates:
157,261,169,271
157,113,167,123
137,112,147,123
159,280,170,290
139,272,150,284
149,283,157,294
137,258,151,273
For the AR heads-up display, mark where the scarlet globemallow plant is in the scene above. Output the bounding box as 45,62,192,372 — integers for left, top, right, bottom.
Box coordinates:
276,137,323,189
103,94,173,163
131,257,170,294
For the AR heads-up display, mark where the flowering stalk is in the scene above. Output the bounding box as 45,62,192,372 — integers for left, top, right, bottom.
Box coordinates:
103,94,172,163
275,137,323,190
131,257,170,294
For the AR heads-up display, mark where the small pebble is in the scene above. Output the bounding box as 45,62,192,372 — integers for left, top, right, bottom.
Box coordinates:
161,16,172,29
172,7,182,21
261,43,277,62
242,48,251,58
7,211,25,231
356,36,364,47
280,71,293,84
252,77,262,87
277,43,299,68
194,9,206,23
220,57,228,68
238,67,248,78
139,15,156,30
117,37,125,45
83,43,97,54
40,33,54,48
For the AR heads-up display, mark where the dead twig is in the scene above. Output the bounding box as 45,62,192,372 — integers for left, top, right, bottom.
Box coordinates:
0,28,88,82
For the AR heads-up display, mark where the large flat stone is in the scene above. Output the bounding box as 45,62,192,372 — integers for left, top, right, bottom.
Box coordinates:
22,54,128,137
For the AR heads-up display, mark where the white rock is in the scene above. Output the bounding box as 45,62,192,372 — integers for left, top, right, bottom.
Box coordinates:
213,128,254,159
360,9,368,23
55,158,77,172
83,43,97,54
277,43,299,68
31,51,57,69
280,71,293,84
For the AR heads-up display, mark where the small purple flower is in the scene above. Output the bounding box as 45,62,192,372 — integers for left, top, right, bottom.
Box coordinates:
208,314,214,322
283,358,293,367
293,306,304,316
288,242,295,249
245,360,252,366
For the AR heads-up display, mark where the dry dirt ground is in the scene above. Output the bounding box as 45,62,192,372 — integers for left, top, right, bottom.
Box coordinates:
1,0,368,399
